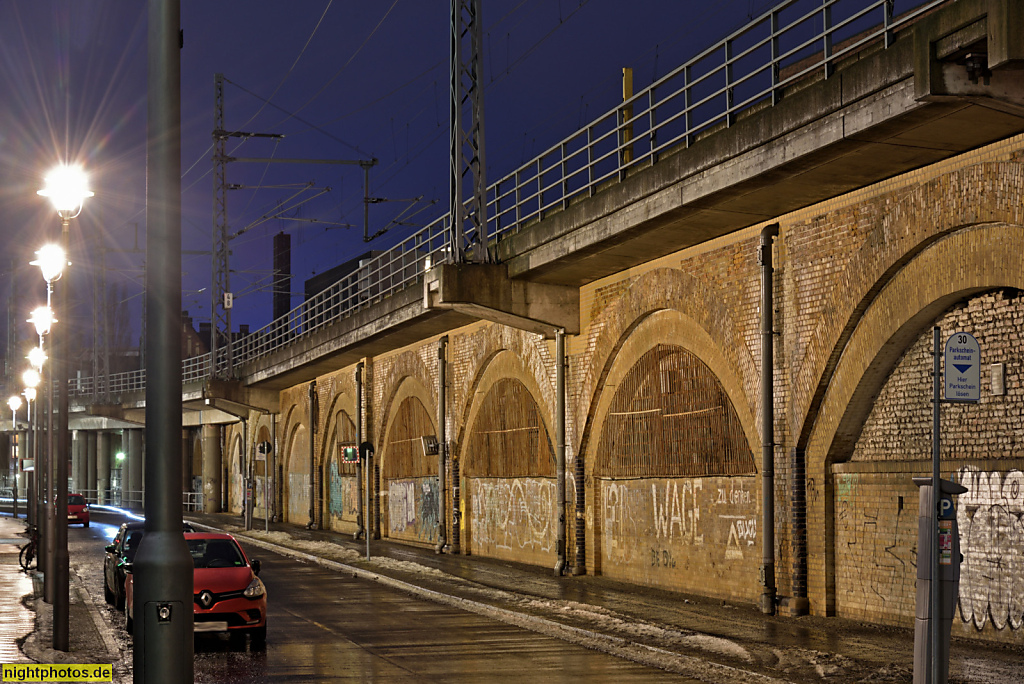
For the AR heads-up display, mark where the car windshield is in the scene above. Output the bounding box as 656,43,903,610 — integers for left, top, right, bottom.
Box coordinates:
187,539,245,569
68,495,86,506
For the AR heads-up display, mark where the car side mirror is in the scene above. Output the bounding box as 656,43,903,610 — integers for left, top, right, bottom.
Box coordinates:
250,559,261,576
104,544,116,554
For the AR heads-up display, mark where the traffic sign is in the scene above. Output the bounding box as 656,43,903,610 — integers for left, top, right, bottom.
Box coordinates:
944,332,980,402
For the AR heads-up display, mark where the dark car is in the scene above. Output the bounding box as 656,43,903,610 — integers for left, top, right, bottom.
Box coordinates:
124,532,266,645
103,520,195,609
67,493,90,527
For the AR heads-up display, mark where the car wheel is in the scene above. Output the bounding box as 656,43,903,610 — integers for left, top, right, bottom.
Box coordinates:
84,520,90,528
104,580,114,605
250,624,267,647
125,601,133,634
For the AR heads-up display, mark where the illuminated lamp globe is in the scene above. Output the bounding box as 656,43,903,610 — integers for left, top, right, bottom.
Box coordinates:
37,164,93,214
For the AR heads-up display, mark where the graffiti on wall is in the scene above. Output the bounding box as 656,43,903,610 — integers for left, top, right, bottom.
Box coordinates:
601,477,757,589
956,466,1024,631
468,478,556,558
388,477,438,543
328,461,358,520
832,472,918,617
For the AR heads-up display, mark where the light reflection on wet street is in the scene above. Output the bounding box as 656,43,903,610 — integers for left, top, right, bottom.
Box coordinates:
191,549,692,682
79,511,691,682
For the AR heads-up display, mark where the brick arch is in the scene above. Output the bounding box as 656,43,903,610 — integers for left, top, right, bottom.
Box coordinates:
373,350,435,446
792,160,1024,451
459,349,555,477
228,431,244,514
585,309,758,575
378,375,437,479
586,309,759,473
578,269,758,474
803,222,1024,616
450,326,557,459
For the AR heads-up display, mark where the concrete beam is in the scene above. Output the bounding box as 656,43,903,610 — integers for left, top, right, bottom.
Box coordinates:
423,263,580,336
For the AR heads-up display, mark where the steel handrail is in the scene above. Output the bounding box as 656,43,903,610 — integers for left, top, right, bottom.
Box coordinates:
67,0,947,400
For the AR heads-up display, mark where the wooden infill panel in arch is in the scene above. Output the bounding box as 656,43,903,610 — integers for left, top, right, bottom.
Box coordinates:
463,377,556,566
384,395,438,545
464,378,554,478
326,410,359,530
596,344,755,478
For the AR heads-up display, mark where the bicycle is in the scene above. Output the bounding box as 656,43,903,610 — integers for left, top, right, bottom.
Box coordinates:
19,525,38,572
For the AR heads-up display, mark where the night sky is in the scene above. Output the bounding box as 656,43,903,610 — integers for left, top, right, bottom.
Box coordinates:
0,0,768,364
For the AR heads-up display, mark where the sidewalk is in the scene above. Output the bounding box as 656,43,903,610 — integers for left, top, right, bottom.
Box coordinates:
185,512,1024,684
0,515,123,675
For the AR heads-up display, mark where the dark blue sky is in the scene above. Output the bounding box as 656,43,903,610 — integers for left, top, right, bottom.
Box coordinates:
0,0,771,353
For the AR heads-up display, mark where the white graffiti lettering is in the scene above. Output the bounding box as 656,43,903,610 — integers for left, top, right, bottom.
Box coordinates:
470,479,555,553
955,467,1024,631
652,481,703,544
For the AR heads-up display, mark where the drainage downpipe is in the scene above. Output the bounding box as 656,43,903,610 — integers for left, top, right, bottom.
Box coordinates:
554,328,567,576
307,380,317,530
759,223,779,615
355,362,365,541
436,337,448,554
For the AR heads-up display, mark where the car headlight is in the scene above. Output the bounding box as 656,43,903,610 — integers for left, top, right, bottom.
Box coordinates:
243,576,265,599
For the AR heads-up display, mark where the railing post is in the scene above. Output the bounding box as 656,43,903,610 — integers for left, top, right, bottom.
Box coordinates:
823,0,834,79
725,40,735,126
648,87,658,164
587,127,595,197
884,0,894,48
561,142,569,210
537,158,543,218
684,64,692,147
771,10,781,105
515,169,522,229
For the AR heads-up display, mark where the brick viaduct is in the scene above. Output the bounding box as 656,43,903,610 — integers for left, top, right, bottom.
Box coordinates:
64,0,1024,645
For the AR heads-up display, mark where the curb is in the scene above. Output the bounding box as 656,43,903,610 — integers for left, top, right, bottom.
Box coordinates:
196,521,785,684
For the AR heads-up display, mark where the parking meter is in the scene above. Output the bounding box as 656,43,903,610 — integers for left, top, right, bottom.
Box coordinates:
912,477,967,684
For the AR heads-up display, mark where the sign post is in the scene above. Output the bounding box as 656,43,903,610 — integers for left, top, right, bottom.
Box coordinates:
921,329,979,683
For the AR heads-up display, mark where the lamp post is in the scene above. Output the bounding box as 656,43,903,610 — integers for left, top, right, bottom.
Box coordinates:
37,164,91,652
28,267,60,608
26,341,48,590
22,374,39,528
7,395,21,519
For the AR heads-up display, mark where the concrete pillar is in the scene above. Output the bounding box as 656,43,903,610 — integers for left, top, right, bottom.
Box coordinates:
86,432,97,501
111,432,124,506
127,429,143,510
202,424,222,513
73,432,82,493
97,431,110,505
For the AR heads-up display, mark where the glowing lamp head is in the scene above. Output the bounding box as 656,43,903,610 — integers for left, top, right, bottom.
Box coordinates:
28,305,56,335
7,395,22,413
27,346,47,371
22,368,40,389
30,245,67,284
23,387,36,402
37,164,93,213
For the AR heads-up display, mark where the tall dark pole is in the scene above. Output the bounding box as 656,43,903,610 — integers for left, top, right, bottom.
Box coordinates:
134,1,193,681
53,217,71,650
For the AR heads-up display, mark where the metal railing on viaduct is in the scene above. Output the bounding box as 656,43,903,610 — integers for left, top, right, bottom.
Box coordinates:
70,0,948,401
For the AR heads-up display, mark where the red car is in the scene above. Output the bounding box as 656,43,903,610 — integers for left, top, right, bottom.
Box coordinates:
124,532,266,645
67,494,90,527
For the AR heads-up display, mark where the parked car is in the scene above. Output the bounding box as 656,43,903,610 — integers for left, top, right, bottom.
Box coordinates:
67,494,90,527
103,520,195,609
124,532,266,645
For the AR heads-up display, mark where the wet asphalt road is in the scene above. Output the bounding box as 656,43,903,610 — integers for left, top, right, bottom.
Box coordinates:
77,511,690,682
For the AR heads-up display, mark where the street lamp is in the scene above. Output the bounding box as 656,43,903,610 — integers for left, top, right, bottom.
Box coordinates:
38,163,90,652
23,372,40,529
7,395,22,519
